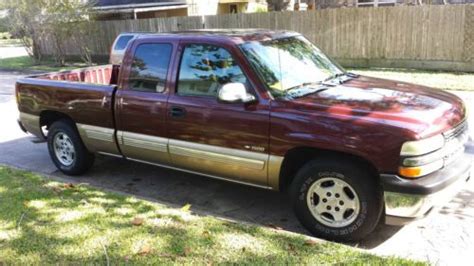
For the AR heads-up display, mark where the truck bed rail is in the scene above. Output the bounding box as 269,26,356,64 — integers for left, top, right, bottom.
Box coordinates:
34,64,120,85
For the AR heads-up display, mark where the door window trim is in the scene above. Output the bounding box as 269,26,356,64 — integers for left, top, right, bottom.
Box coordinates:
175,42,256,100
120,41,175,94
127,42,174,94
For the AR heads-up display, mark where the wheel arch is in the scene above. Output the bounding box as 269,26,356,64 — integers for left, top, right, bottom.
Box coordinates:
278,146,380,192
40,110,77,135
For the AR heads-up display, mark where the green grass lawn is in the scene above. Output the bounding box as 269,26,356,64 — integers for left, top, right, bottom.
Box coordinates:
0,38,23,47
0,56,87,72
0,32,22,47
0,166,423,265
350,68,474,91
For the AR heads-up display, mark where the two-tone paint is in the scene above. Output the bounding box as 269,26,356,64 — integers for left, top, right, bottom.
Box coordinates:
16,30,467,193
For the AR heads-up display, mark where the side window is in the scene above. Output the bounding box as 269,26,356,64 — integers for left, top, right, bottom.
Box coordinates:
114,35,134,51
129,43,172,93
177,44,247,97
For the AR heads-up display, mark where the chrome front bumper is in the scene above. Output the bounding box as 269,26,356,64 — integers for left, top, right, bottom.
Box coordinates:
384,171,470,225
381,155,471,225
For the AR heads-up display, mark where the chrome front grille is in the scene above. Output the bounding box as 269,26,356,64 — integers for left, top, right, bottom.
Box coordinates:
442,120,469,166
443,120,468,142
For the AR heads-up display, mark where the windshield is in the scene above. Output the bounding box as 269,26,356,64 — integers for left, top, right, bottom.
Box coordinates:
240,35,345,97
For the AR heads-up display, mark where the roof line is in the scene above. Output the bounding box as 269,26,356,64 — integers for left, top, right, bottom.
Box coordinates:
93,1,186,11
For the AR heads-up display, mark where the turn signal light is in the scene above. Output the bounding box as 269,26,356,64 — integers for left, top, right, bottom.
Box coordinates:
398,167,422,179
399,160,444,179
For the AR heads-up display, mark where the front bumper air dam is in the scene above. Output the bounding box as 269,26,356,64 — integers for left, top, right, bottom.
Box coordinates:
381,153,471,225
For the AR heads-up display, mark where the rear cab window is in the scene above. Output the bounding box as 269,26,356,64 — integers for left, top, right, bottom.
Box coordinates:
129,43,173,93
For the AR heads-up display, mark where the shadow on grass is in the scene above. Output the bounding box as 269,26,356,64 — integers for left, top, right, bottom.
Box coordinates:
0,166,421,264
0,167,200,263
0,136,415,258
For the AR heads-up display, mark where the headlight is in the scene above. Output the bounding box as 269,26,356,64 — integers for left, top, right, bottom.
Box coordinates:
399,134,445,178
402,148,444,167
400,134,444,156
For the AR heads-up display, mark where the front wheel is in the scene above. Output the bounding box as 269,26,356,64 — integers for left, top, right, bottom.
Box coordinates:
289,159,383,242
47,120,95,175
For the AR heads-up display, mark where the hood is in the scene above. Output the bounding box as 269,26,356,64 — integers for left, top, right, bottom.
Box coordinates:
292,75,466,138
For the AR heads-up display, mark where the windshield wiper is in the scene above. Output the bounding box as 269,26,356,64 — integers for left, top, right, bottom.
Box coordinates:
285,81,321,92
285,82,328,99
324,72,353,84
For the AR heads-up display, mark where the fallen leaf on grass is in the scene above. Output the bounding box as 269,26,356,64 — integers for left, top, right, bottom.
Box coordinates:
182,247,191,257
131,217,145,226
304,239,318,246
181,203,192,212
137,244,152,256
202,230,210,237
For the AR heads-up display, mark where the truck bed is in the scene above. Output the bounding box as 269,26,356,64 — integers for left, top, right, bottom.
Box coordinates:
16,64,120,140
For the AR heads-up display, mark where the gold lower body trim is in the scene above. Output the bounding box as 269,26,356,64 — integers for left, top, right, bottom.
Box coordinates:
19,112,43,138
77,124,120,155
168,139,269,186
126,157,274,190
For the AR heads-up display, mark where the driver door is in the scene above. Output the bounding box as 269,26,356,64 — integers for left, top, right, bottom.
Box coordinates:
166,42,271,186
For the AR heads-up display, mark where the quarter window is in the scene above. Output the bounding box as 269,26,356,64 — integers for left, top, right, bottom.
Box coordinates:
129,43,172,93
177,44,247,97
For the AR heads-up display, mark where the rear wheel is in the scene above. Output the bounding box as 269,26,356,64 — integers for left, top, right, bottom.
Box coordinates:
289,158,383,242
47,120,95,175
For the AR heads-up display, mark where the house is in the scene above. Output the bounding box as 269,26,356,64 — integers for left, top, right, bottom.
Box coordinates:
92,0,188,20
92,0,267,21
188,0,267,16
91,0,473,20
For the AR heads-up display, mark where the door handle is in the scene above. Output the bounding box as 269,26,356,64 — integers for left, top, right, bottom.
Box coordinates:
169,106,186,118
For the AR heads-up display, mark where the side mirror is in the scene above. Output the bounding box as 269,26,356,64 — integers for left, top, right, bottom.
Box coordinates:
217,83,256,103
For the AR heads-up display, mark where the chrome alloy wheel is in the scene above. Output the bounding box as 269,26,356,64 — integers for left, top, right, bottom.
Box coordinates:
306,177,360,228
53,132,76,166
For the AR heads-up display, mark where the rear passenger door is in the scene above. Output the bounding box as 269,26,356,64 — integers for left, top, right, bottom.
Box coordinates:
166,42,271,186
115,41,174,164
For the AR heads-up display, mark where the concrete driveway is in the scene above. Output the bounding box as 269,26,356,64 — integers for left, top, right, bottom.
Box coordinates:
1,69,473,265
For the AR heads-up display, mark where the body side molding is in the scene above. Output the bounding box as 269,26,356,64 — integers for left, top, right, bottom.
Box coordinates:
77,124,120,155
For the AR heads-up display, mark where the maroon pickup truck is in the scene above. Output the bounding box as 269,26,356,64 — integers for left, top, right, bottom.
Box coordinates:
16,29,471,241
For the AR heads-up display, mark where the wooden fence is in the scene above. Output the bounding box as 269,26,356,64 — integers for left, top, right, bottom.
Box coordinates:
38,4,474,72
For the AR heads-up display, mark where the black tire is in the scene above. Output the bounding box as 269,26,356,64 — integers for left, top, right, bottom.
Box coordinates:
289,158,383,242
47,119,95,175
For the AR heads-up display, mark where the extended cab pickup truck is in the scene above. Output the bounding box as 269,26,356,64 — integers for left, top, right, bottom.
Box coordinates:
16,29,471,241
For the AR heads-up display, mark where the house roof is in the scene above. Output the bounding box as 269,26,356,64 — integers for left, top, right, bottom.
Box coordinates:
92,0,187,10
